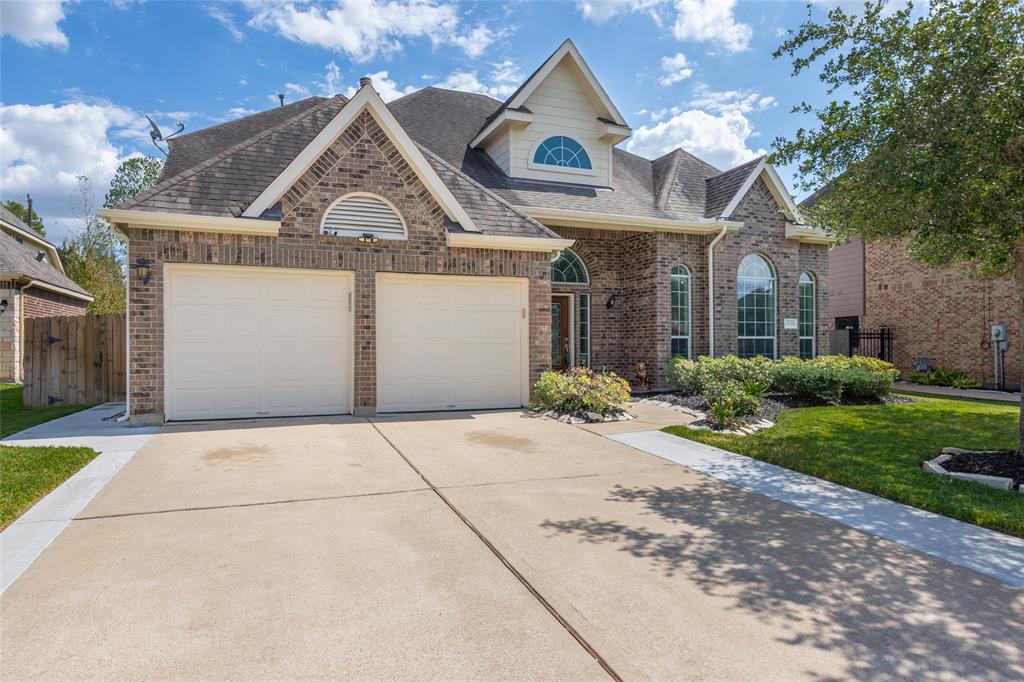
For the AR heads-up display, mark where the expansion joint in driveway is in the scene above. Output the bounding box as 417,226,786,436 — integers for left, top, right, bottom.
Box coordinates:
367,420,622,682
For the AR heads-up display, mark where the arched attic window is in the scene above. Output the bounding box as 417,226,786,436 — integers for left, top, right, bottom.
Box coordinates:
533,136,593,170
551,249,589,284
320,192,407,241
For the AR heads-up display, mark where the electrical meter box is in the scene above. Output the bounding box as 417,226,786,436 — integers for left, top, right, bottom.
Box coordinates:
991,324,1006,342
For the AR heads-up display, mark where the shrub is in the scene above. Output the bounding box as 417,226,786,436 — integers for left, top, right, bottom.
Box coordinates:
703,379,758,428
909,366,981,389
531,368,631,415
665,357,700,395
839,366,894,401
668,355,776,396
772,357,845,405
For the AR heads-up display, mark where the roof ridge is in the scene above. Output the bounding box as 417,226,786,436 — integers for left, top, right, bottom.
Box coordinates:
655,149,684,212
416,143,562,240
119,97,345,212
170,96,328,142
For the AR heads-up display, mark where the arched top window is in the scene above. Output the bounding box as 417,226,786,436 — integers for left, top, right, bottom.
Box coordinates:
799,271,817,359
320,192,407,241
737,253,777,359
671,266,691,358
532,136,593,170
551,249,588,284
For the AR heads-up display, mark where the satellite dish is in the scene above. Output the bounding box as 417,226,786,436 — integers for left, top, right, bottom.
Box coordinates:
146,115,186,156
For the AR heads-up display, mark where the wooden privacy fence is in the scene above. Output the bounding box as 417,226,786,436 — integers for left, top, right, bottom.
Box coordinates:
22,314,126,407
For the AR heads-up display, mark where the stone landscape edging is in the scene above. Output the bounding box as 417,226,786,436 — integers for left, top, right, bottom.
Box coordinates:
922,448,1020,492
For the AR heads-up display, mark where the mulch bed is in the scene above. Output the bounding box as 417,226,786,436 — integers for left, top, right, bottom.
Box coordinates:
943,450,1024,488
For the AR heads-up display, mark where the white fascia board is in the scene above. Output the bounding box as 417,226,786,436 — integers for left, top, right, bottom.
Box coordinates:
469,109,534,149
447,232,575,252
507,39,628,127
98,208,281,236
7,275,94,302
719,159,802,223
517,206,742,234
242,86,479,232
598,122,631,144
785,222,838,244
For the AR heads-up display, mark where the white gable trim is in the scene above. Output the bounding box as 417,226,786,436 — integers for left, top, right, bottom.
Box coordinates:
506,39,627,128
719,159,803,223
241,86,479,232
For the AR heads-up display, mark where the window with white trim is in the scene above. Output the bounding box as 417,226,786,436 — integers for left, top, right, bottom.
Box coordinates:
579,293,590,367
799,271,816,359
320,193,407,240
551,249,588,284
671,265,690,358
737,253,776,359
533,136,593,170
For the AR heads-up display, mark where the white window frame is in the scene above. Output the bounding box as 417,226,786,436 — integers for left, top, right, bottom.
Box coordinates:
578,292,591,368
670,265,691,359
799,271,816,360
737,253,777,359
526,136,598,178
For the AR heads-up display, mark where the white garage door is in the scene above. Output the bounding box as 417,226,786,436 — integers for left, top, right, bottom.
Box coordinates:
376,274,527,412
165,264,351,420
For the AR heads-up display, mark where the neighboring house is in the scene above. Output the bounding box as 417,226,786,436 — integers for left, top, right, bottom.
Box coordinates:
99,39,832,422
826,235,1019,390
0,206,94,383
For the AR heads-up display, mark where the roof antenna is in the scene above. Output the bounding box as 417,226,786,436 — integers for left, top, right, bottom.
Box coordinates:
278,94,285,107
145,115,185,157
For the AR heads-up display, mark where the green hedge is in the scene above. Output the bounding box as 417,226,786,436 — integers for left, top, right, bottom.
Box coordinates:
531,368,631,415
908,366,983,389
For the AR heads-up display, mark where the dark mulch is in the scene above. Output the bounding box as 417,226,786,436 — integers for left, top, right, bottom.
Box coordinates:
645,391,914,430
943,450,1024,488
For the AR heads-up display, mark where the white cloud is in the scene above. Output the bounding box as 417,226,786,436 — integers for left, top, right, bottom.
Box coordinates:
658,52,693,86
244,0,502,62
435,69,517,99
284,82,311,98
491,59,522,85
226,106,259,118
626,108,764,169
239,78,248,86
671,0,751,52
688,83,776,114
343,70,418,102
0,100,152,243
206,4,244,41
577,0,661,23
317,61,343,96
0,0,71,49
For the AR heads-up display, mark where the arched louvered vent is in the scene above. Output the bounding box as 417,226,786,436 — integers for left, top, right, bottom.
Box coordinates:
320,193,407,241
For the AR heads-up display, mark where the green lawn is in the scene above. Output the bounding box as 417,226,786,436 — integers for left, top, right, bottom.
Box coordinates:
1,384,93,438
1,384,98,529
663,396,1024,538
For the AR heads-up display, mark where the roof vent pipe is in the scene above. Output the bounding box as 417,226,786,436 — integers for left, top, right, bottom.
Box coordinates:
359,76,373,88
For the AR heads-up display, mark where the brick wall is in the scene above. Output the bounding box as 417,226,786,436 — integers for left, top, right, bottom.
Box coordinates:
862,240,1019,389
127,111,551,418
22,288,88,319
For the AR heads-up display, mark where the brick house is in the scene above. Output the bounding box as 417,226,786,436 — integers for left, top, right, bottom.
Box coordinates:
0,206,93,383
100,40,833,422
827,236,1019,390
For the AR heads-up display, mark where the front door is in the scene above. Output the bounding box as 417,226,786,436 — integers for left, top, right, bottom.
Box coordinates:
551,296,570,370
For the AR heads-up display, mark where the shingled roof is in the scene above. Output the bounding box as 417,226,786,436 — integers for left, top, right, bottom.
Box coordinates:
0,230,91,299
126,87,782,231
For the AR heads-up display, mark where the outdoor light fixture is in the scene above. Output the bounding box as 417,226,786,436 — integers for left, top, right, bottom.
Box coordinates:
357,232,379,244
0,299,7,315
606,294,617,309
133,258,152,285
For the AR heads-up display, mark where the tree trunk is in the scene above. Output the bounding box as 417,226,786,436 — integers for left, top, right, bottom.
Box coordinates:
1015,240,1024,456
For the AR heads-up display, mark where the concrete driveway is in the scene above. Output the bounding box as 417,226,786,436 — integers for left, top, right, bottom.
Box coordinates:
2,410,1022,680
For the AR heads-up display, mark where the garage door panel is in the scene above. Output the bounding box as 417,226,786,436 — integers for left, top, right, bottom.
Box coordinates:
166,265,351,420
377,275,526,413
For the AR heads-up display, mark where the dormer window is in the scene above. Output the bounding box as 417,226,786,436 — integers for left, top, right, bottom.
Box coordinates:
320,192,407,241
532,136,593,170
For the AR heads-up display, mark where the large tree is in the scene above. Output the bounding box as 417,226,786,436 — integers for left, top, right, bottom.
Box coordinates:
771,0,1024,448
60,176,126,315
103,156,163,209
3,199,45,237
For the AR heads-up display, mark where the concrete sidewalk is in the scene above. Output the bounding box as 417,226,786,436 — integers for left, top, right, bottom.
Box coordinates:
1,403,158,593
894,381,1020,403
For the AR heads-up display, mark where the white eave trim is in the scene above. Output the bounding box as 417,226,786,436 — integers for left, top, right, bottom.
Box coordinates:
241,85,479,232
98,208,281,236
785,222,838,244
719,158,803,223
2,274,95,302
469,109,534,149
516,206,743,234
447,232,575,253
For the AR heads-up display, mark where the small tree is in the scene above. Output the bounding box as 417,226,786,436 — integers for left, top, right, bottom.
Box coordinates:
771,0,1024,450
60,177,127,315
3,199,45,236
104,157,163,209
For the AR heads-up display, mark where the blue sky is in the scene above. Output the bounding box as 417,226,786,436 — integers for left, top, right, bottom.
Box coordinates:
0,0,856,244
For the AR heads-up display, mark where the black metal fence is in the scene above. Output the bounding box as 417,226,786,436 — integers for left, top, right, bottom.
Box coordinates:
828,327,893,363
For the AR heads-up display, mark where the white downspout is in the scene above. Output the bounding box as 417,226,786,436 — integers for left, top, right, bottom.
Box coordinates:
707,226,729,358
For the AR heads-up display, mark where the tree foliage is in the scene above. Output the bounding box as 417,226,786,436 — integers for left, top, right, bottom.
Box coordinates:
771,0,1024,276
103,156,163,209
2,200,45,237
59,177,126,315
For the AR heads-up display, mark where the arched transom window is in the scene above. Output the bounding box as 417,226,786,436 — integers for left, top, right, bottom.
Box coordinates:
671,265,691,358
533,136,593,170
799,271,816,359
737,254,776,359
320,192,407,241
551,249,588,284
